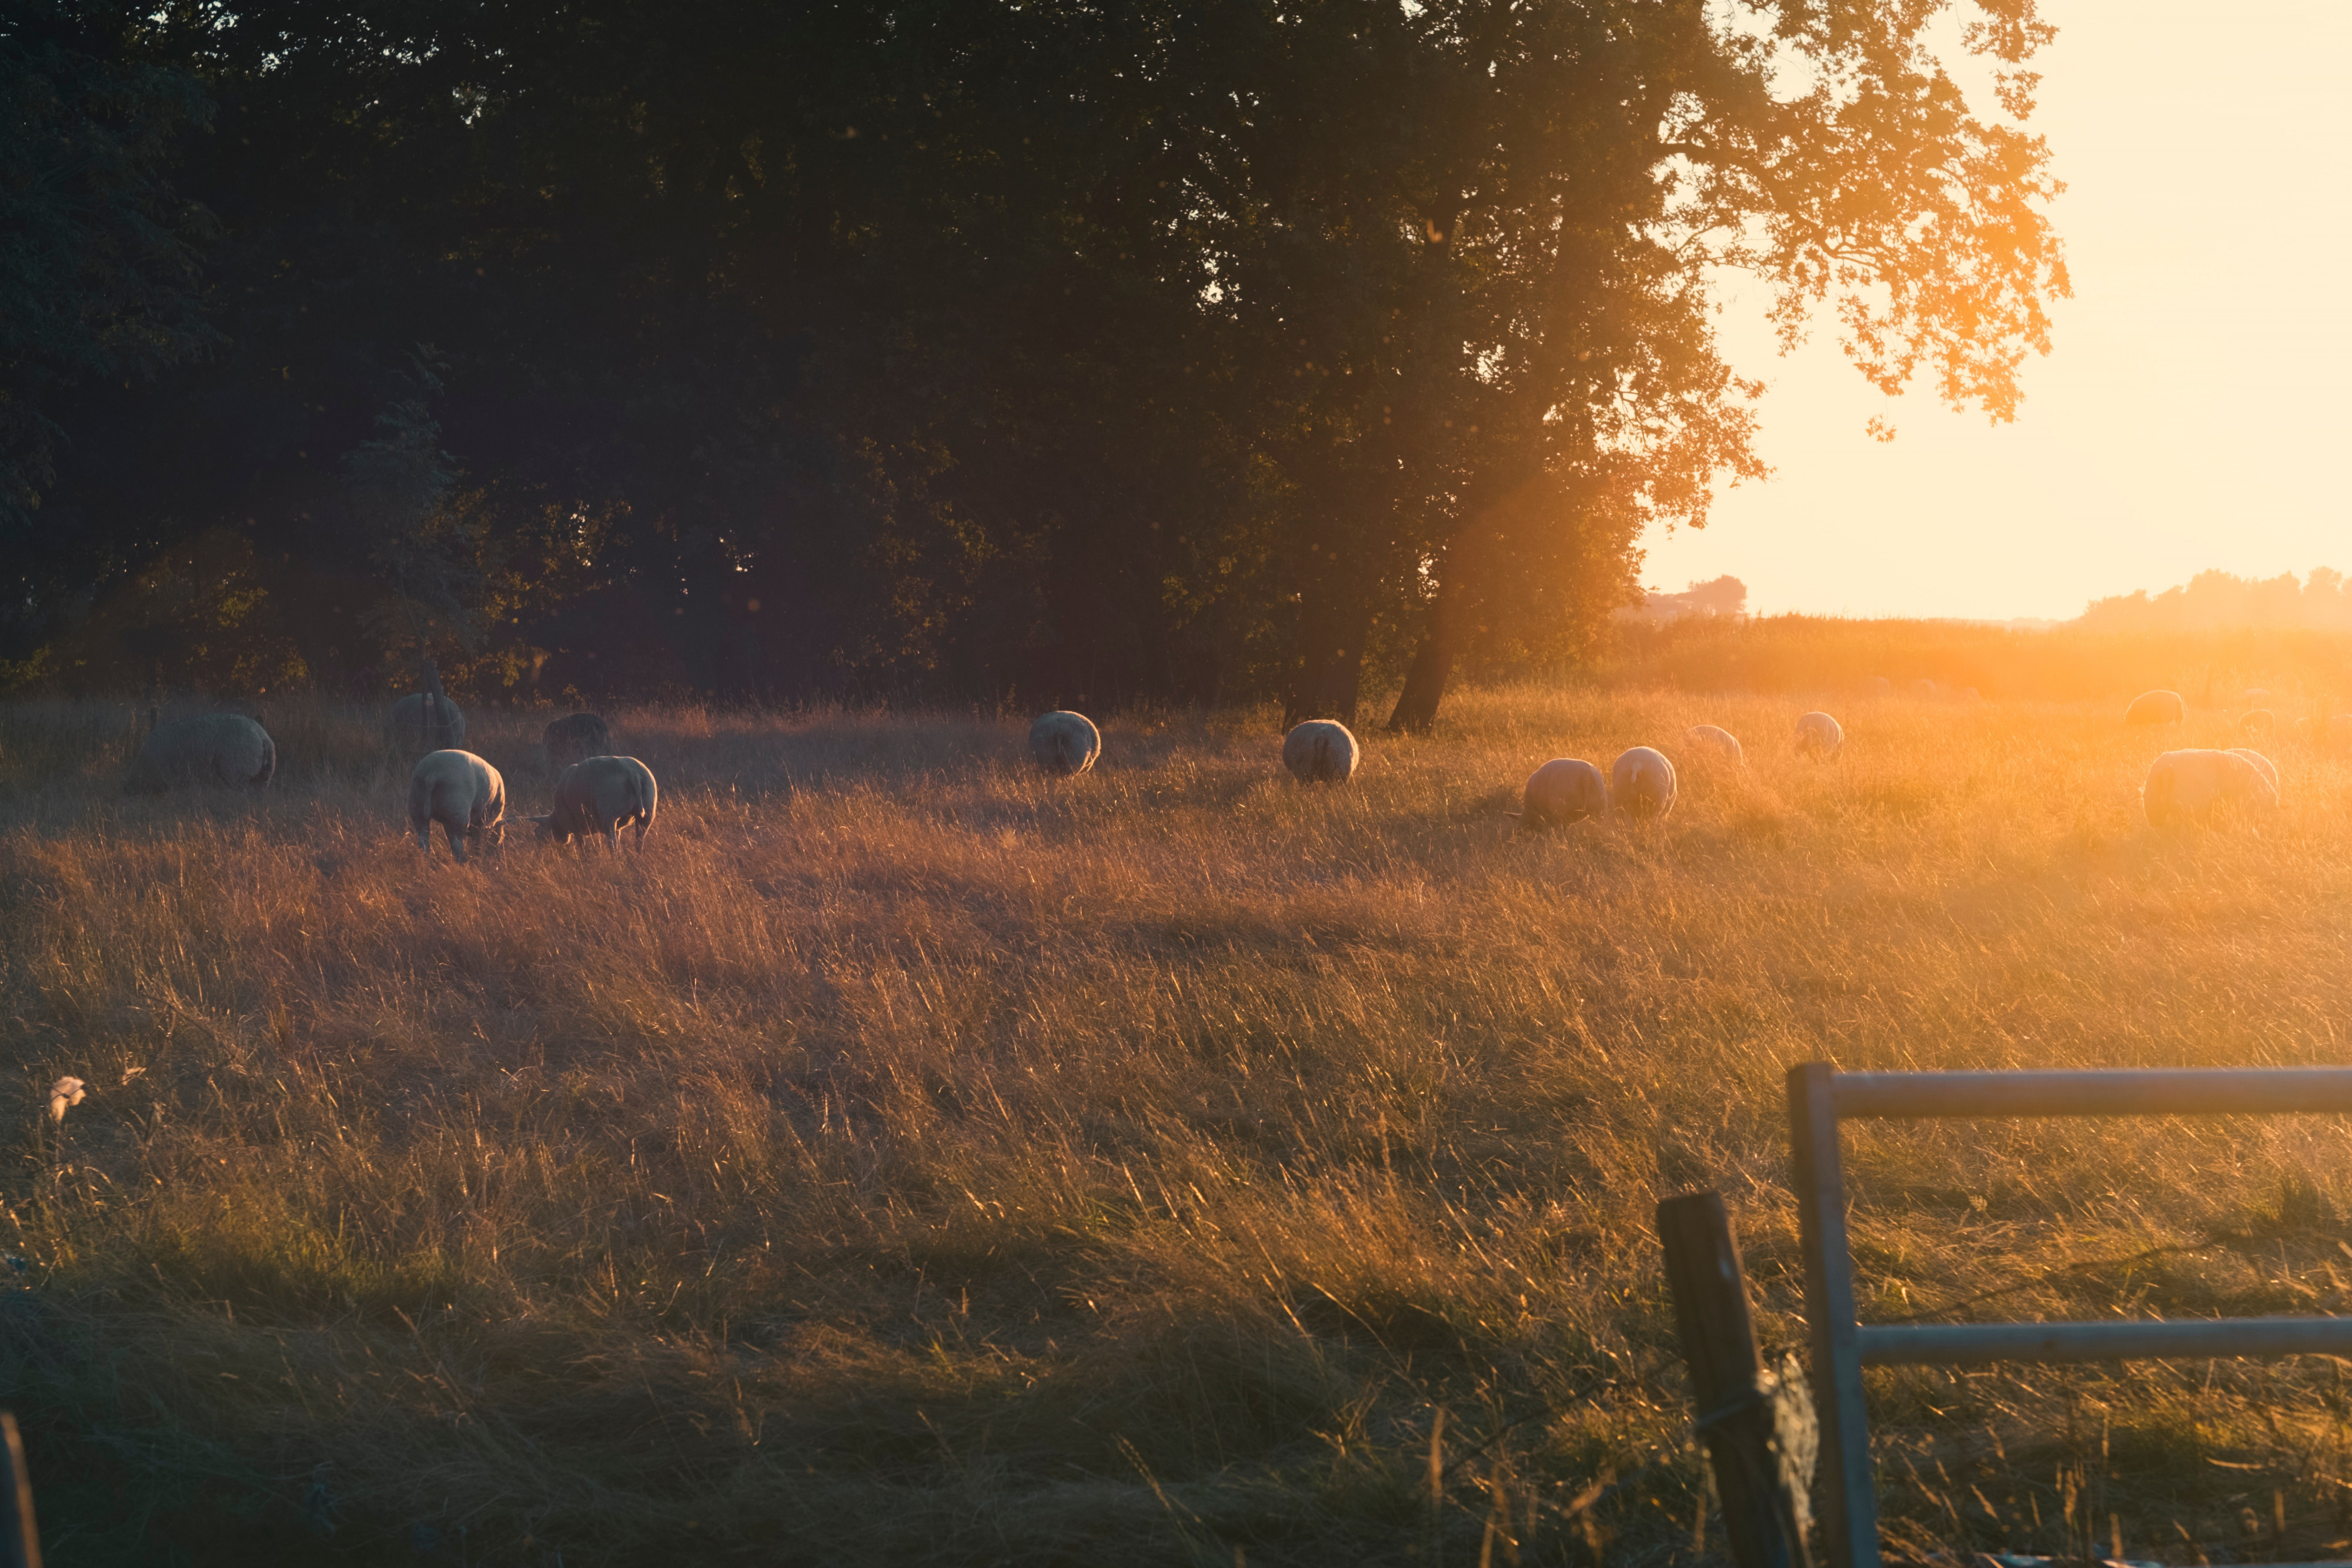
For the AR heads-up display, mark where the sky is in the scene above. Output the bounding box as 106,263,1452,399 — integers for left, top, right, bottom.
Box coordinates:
1638,0,2352,622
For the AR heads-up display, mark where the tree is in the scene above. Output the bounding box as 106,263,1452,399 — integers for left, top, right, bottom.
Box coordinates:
0,3,218,650
1152,0,2069,730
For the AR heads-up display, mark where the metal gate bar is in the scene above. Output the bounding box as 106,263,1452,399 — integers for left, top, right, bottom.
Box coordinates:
1789,1061,2352,1568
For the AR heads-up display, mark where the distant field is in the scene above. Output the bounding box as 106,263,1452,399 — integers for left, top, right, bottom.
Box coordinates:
3,686,2351,1566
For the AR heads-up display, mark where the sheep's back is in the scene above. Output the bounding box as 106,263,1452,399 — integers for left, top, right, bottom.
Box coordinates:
1521,758,1606,825
126,714,276,793
1028,711,1101,775
1282,720,1360,784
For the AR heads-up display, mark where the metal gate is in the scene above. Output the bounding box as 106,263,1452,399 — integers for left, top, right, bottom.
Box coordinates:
1789,1061,2352,1568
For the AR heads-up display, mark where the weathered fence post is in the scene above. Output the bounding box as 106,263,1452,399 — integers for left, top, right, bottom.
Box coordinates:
1659,1191,1813,1568
2,1413,41,1568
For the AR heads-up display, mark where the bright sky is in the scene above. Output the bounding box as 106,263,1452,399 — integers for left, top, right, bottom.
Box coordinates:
1641,0,2352,621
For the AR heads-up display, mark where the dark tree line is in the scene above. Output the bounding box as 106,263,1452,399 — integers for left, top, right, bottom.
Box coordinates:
2,0,2067,726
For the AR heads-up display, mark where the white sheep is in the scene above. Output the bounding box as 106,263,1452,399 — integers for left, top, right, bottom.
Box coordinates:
123,714,276,793
2224,747,2280,801
531,755,657,850
1865,676,1893,698
1795,711,1843,756
1910,678,1940,700
408,749,506,864
1283,720,1359,784
1610,747,1677,820
2141,748,2276,830
1509,758,1608,828
1028,710,1101,775
2123,690,2184,726
1685,724,1743,764
2239,709,2274,741
543,712,611,771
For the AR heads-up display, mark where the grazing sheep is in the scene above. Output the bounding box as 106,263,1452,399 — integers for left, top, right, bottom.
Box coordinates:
1609,747,1678,820
1685,724,1743,764
1028,710,1102,775
123,714,276,794
2123,690,2184,726
1795,711,1844,756
387,658,466,753
1865,676,1893,698
2241,688,2272,708
1283,720,1359,784
408,749,506,864
1960,686,1984,704
1911,678,1939,700
1509,758,1609,829
532,755,657,850
543,712,612,770
387,692,465,752
2225,747,2280,801
2239,709,2274,741
2142,748,2276,830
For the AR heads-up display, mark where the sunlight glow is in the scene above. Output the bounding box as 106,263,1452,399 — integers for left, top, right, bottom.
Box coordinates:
1645,0,2352,621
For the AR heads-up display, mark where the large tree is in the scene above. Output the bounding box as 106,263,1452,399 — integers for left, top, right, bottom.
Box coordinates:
1141,0,2066,728
2,0,2064,716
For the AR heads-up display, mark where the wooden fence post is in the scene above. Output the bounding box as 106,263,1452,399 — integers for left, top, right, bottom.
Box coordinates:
1659,1191,1813,1568
1,1413,41,1568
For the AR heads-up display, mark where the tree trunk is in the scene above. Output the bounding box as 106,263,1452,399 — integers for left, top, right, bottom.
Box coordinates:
1385,611,1455,734
1283,586,1372,730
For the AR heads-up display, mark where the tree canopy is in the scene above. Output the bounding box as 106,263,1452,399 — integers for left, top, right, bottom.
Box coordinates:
1,0,2067,721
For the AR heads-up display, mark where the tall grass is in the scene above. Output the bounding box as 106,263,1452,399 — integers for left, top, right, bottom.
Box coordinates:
2,687,2351,1564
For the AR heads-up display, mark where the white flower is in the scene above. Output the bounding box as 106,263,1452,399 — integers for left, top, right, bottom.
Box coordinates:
48,1077,86,1124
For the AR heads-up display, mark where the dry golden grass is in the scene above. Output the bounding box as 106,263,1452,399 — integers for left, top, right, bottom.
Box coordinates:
4,685,2352,1564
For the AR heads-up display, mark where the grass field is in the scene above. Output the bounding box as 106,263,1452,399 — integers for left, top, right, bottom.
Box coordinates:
4,681,2352,1565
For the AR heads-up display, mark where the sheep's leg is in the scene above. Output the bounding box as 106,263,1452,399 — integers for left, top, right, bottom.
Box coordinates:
446,817,469,864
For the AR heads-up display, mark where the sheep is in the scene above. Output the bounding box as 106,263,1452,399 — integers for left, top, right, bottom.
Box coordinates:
2123,690,2184,726
544,712,611,771
1795,711,1844,756
1685,724,1743,764
1959,686,1984,704
1610,746,1678,820
1283,719,1359,784
386,657,466,754
1865,676,1893,698
408,749,506,864
1508,758,1609,829
1029,710,1102,775
2241,687,2272,708
2142,749,2276,830
530,755,657,850
123,714,276,794
2239,709,2274,741
387,692,465,752
1910,678,1940,700
2225,747,2280,801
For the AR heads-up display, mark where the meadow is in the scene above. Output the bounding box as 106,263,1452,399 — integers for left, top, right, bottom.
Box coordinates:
4,669,2352,1565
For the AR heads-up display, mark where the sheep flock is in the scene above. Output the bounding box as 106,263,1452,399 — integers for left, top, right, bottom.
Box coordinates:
111,677,2351,855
